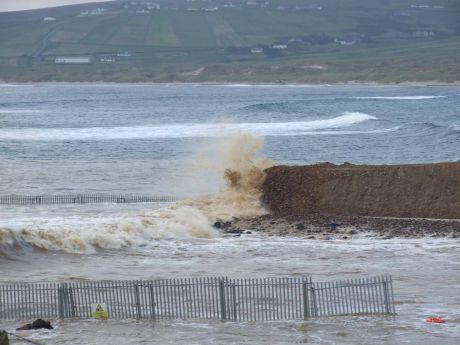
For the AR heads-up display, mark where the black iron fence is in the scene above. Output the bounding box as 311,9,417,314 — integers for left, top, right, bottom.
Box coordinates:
0,276,395,321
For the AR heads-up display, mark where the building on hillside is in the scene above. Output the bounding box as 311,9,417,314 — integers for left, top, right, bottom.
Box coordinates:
90,8,105,15
272,44,287,49
251,47,264,54
100,57,115,62
146,3,160,10
117,52,132,57
55,56,91,64
413,30,435,37
334,39,356,45
410,5,430,9
43,17,56,21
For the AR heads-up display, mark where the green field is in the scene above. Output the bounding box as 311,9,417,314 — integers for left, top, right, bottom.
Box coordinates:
0,0,459,83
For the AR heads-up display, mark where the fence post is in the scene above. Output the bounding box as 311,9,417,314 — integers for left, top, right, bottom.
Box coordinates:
219,278,227,321
68,285,76,317
231,283,237,321
134,283,141,319
148,284,156,320
302,279,310,319
58,285,64,319
382,279,390,314
310,284,318,317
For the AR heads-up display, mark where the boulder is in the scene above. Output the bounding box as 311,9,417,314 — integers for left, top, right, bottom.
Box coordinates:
16,319,53,331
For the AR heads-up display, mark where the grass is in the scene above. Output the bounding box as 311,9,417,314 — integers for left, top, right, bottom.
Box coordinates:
0,0,459,83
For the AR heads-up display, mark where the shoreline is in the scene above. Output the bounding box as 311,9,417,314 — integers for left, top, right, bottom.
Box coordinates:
1,81,460,87
219,214,460,239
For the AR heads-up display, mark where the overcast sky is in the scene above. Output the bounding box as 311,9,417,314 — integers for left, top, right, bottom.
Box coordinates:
0,0,115,12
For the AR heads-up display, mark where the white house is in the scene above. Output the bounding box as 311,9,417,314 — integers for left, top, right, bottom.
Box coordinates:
55,56,91,64
100,57,115,62
272,44,287,49
43,17,56,21
251,47,263,54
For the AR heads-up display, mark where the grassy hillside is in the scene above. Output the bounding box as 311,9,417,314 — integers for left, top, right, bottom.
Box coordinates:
0,0,459,83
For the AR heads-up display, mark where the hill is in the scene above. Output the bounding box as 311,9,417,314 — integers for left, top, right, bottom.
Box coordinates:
0,0,459,83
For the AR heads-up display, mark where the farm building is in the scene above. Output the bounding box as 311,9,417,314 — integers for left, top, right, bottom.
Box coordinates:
55,57,91,64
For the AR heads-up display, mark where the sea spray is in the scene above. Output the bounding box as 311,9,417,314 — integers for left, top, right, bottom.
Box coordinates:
176,134,274,220
0,134,273,254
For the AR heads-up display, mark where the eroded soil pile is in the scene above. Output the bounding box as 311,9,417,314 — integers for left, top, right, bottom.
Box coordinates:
262,162,460,219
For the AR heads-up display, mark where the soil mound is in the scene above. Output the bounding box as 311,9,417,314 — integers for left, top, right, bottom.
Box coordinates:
262,162,460,219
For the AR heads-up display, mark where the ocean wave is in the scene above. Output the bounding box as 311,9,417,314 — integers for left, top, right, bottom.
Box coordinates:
0,109,42,114
0,112,376,141
0,206,219,253
221,84,322,88
353,96,446,100
0,135,270,254
297,127,400,135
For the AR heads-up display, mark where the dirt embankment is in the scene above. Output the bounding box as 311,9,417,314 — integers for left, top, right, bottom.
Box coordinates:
261,162,460,219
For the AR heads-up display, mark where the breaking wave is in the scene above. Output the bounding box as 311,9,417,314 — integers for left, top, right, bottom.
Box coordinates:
0,112,375,141
353,96,446,100
0,109,42,113
0,134,273,254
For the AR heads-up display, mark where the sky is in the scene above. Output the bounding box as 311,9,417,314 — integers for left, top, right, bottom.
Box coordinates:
0,0,115,12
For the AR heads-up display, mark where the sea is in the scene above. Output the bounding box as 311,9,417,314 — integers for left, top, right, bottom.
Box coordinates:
0,83,459,344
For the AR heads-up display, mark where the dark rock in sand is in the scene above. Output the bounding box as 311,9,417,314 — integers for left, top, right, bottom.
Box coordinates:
225,228,244,234
296,223,306,230
214,221,233,229
16,319,53,331
327,223,340,230
246,231,252,234
0,330,8,345
348,229,358,235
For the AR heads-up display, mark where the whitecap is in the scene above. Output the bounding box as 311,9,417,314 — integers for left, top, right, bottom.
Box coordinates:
0,112,376,141
353,96,446,100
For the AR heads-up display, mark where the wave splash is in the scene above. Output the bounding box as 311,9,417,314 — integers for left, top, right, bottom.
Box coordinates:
0,134,273,254
0,112,375,141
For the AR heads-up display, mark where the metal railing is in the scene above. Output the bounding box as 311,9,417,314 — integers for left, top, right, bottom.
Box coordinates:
0,276,395,321
0,194,178,205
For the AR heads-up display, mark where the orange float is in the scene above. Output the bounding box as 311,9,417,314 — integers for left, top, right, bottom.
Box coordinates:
426,316,446,324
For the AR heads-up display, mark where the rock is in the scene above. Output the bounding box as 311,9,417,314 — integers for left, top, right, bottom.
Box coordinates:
245,231,252,234
16,319,53,331
214,221,233,229
307,235,316,239
0,330,9,345
225,228,244,234
348,229,358,235
296,223,305,230
327,223,340,231
342,236,349,240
